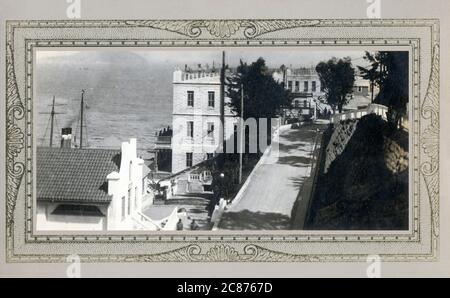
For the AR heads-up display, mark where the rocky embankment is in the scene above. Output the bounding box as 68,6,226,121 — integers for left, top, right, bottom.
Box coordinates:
305,114,409,230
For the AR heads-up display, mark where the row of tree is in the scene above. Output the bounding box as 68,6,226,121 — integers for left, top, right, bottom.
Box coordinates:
314,51,409,128
225,51,409,142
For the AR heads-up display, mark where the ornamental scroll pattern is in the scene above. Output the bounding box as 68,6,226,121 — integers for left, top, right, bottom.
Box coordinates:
4,19,440,263
421,44,440,237
125,20,321,38
125,244,320,262
6,42,25,228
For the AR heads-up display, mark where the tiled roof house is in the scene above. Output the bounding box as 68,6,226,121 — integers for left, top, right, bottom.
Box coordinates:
36,138,179,231
37,147,121,204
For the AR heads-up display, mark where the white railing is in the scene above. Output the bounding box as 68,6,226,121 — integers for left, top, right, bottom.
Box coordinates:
188,173,201,181
133,211,162,230
330,104,388,124
188,171,212,182
202,171,212,182
182,71,219,81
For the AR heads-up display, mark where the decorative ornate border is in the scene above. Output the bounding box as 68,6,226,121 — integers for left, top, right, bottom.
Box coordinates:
5,19,440,262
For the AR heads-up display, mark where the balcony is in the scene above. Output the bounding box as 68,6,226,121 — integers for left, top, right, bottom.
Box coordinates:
155,136,172,150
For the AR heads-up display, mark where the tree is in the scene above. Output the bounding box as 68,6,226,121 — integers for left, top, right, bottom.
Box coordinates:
356,51,409,129
227,58,290,152
316,57,356,113
357,51,380,103
374,52,409,129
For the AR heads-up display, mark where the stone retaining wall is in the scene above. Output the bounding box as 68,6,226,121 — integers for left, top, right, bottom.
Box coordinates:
324,120,358,173
383,137,408,173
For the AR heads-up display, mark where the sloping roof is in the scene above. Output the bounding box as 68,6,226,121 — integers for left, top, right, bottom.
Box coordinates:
288,67,318,76
37,147,121,204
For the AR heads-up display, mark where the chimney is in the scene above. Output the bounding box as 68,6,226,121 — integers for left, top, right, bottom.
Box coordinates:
61,127,72,148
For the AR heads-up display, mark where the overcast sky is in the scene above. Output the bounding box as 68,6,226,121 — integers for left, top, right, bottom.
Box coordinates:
37,48,371,69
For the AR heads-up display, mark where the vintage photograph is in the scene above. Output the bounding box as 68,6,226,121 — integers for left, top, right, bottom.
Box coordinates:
35,48,409,232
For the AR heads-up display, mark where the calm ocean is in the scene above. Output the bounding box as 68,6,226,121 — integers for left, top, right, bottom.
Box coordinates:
36,51,173,159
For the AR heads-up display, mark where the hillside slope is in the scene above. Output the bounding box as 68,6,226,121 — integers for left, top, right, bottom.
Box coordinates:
305,114,409,230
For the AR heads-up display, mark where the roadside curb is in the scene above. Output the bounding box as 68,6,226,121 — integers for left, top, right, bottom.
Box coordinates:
212,123,290,230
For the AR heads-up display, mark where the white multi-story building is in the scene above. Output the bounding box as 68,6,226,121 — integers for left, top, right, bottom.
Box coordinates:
273,66,325,99
171,67,238,174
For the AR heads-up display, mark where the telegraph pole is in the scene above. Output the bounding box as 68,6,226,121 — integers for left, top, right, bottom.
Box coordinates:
49,96,55,147
239,83,244,184
80,89,85,149
220,51,226,155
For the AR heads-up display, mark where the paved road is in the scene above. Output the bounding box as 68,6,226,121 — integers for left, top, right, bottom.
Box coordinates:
218,123,325,230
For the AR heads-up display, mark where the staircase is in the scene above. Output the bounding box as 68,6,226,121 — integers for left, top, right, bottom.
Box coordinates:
158,195,212,230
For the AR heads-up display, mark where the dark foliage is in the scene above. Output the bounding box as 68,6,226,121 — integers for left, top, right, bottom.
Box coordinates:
227,58,291,120
316,57,356,113
358,51,409,129
306,114,409,230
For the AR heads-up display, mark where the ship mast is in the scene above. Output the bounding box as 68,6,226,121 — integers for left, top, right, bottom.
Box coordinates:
80,89,85,149
49,95,56,147
39,96,66,147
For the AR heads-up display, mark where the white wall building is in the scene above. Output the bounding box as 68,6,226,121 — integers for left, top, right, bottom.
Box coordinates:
171,67,238,174
273,66,325,98
36,137,178,231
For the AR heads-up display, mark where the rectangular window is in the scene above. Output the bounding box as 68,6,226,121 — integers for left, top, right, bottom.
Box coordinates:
121,196,126,221
208,91,215,107
304,81,309,92
186,152,193,167
288,81,293,91
312,81,317,92
187,121,194,138
207,122,215,139
295,81,300,92
187,91,194,107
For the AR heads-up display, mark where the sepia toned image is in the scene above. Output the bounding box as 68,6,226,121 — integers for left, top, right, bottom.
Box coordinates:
2,5,443,269
35,48,410,232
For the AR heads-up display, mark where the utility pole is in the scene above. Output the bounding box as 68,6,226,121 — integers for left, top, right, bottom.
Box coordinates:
49,95,55,147
239,83,244,184
80,89,85,149
220,51,226,155
217,50,226,175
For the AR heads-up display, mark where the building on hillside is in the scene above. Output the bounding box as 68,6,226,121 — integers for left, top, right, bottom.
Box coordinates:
352,78,371,97
273,66,331,123
171,65,238,174
273,66,325,98
36,132,178,231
